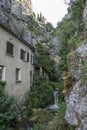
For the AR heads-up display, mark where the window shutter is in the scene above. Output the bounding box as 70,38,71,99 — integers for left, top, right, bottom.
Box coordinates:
6,42,14,55
20,49,23,59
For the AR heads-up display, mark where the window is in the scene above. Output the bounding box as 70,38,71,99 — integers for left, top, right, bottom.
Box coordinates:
20,49,26,60
27,52,29,62
31,55,33,64
0,66,5,81
20,49,29,62
30,70,33,84
16,68,21,82
6,41,14,56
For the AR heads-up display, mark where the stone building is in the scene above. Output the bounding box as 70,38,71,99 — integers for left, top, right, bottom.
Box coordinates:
0,23,34,100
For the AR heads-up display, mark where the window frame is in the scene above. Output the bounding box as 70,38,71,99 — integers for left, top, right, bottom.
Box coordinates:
16,68,21,82
20,49,26,61
0,65,5,81
31,55,33,64
20,49,30,62
27,52,29,62
30,70,33,84
6,41,14,56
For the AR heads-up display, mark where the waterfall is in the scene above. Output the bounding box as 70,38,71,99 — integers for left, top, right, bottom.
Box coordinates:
53,88,59,109
48,88,59,110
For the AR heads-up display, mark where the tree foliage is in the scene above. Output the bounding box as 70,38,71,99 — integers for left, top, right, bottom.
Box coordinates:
69,0,86,31
56,18,77,71
35,43,58,81
0,82,20,130
27,16,43,35
55,0,86,72
28,75,54,108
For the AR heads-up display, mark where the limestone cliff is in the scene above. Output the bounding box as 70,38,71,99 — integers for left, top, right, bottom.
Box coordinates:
83,0,87,23
12,0,33,16
0,0,33,23
64,1,87,130
65,41,87,130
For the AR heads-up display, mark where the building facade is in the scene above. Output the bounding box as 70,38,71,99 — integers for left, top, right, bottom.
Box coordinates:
0,23,34,100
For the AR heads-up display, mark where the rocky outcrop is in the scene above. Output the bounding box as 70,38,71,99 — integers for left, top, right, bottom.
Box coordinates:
0,0,11,24
65,2,87,129
83,0,87,23
12,0,33,16
65,41,87,130
0,0,33,23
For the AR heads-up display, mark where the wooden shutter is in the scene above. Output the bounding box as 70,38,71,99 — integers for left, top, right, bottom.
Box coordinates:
6,42,14,55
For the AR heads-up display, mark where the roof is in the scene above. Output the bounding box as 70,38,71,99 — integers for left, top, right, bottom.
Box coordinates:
0,22,35,52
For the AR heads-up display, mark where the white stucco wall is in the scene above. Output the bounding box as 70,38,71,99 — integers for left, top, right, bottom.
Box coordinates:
0,27,34,100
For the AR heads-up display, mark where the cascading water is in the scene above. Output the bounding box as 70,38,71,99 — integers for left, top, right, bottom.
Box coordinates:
53,88,59,109
48,88,59,110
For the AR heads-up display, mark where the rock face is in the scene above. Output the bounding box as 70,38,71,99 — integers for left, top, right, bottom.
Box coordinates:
0,0,33,23
65,41,87,130
12,0,33,16
0,0,11,24
83,0,87,23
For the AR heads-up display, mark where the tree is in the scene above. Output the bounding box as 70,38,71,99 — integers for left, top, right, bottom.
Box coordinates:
0,82,20,130
35,42,58,81
28,75,54,108
54,0,86,72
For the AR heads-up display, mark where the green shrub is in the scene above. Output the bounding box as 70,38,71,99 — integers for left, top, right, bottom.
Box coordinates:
67,50,78,71
67,35,83,50
33,102,75,130
0,82,20,130
45,102,67,130
27,16,43,36
0,81,6,92
28,75,54,108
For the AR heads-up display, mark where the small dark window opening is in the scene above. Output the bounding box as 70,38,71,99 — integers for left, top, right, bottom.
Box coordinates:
6,41,14,55
16,68,21,81
0,66,3,80
27,53,29,62
20,49,26,60
30,70,33,84
31,55,33,64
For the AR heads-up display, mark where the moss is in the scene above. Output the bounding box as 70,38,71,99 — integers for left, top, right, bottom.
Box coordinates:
67,50,78,71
